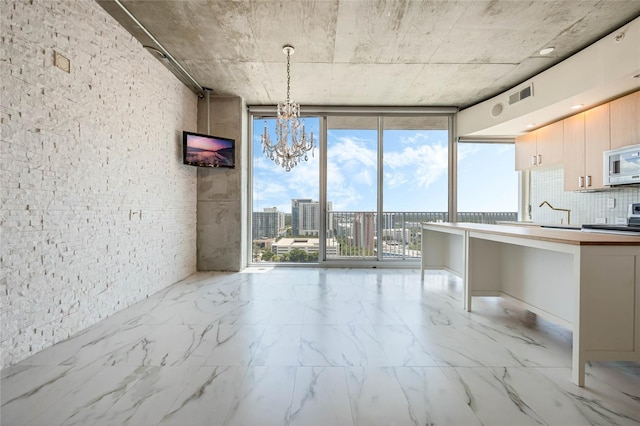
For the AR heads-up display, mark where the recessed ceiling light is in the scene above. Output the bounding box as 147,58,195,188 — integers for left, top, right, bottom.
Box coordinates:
539,47,555,55
571,104,584,110
526,123,536,128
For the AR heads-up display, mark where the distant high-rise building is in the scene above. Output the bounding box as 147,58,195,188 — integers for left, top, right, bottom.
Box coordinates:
382,228,410,242
327,211,346,238
252,207,286,239
291,199,312,236
382,213,395,230
301,202,320,235
354,212,375,253
291,199,333,236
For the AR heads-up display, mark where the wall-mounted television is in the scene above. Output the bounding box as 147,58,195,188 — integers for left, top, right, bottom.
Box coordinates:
183,131,235,168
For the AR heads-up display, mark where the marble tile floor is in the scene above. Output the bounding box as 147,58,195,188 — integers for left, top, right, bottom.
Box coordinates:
1,267,639,426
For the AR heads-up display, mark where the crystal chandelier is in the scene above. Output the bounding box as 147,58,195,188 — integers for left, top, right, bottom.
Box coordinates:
261,45,315,172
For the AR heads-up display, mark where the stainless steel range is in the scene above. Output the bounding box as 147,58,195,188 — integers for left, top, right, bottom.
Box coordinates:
582,203,640,235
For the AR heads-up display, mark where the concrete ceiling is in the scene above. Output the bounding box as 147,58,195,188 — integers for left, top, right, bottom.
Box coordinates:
98,0,640,110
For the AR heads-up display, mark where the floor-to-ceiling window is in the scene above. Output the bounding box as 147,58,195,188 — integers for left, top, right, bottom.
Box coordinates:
457,140,518,222
250,115,321,263
381,116,449,260
325,116,378,260
249,108,466,265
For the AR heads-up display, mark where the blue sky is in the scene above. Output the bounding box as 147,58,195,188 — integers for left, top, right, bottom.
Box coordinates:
253,118,518,213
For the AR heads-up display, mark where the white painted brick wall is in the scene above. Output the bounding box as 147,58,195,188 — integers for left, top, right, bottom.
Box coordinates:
0,0,198,367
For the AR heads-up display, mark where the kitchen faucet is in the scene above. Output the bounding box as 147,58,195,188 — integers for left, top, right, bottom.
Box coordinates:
539,201,571,224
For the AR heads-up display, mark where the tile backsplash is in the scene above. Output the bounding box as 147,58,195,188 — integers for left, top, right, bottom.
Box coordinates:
530,165,640,225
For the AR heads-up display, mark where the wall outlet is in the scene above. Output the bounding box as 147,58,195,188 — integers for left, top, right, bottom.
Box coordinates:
615,217,627,225
594,217,606,224
53,51,71,73
129,209,142,220
607,198,615,209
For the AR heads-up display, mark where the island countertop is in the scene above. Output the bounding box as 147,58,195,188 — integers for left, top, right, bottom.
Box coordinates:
421,222,640,246
420,221,640,387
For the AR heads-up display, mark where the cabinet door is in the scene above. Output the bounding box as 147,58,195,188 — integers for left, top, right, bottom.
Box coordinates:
610,91,639,149
536,121,564,166
515,131,537,171
585,103,610,190
563,113,585,191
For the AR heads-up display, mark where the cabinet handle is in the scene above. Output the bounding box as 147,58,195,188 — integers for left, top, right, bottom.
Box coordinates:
531,155,536,166
578,176,584,188
586,176,592,187
537,154,541,165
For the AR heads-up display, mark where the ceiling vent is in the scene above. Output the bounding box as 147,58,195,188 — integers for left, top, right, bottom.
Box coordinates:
508,83,534,105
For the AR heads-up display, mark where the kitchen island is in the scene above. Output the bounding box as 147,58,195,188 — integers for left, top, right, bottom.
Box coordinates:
421,222,640,386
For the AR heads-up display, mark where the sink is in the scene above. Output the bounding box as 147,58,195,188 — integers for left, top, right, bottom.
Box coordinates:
540,225,581,230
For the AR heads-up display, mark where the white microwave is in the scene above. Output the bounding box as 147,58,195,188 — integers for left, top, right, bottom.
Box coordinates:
604,144,640,186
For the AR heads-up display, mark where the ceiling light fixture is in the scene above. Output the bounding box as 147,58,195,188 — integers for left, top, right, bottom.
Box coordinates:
261,45,315,172
539,47,555,55
571,104,584,110
526,123,536,128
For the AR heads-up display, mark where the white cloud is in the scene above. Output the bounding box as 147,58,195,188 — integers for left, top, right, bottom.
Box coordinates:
384,170,408,187
384,143,448,189
253,155,276,171
326,160,365,211
253,177,288,202
354,168,374,186
399,132,431,145
284,152,320,199
322,135,378,210
457,143,481,161
328,136,377,169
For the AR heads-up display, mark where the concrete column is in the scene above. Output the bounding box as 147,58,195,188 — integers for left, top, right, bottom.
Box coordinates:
196,95,248,271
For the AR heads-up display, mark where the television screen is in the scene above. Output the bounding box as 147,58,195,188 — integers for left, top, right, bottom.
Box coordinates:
183,131,235,168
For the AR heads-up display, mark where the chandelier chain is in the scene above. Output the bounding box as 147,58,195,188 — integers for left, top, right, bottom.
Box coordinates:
286,49,291,104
